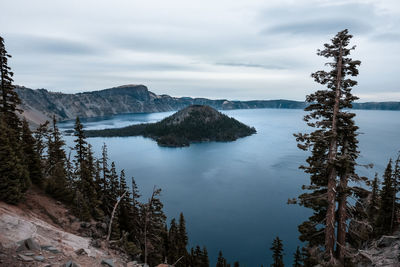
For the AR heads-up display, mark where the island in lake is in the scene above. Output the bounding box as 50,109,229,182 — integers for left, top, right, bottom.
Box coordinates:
85,105,256,147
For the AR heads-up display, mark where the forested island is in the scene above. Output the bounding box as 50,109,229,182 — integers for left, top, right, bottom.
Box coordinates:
85,105,256,147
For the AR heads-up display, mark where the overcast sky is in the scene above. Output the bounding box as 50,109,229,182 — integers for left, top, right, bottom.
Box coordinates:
1,0,399,101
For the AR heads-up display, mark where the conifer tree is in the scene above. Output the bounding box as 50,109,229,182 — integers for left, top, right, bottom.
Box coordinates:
46,117,71,202
293,246,302,267
202,246,210,267
118,169,133,233
294,29,361,263
270,237,284,267
0,115,28,203
141,186,166,266
21,119,43,186
100,143,111,214
391,153,400,232
376,159,394,235
216,250,227,267
34,120,50,162
368,173,380,236
0,36,29,203
168,218,179,264
0,36,21,131
177,212,189,267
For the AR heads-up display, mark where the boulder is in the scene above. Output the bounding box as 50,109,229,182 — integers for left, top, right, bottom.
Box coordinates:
43,246,60,253
34,255,45,262
75,248,87,255
18,254,34,262
25,237,41,250
101,258,114,267
63,260,81,267
17,238,41,251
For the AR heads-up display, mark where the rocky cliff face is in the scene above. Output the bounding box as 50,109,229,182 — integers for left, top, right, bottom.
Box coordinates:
16,84,307,125
16,84,400,126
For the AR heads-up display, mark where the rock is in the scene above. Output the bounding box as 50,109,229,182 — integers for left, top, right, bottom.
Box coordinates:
34,255,45,262
43,246,60,253
18,254,34,262
48,256,56,259
75,248,87,255
16,243,28,252
63,260,81,267
127,261,142,267
80,222,91,228
24,252,35,256
91,239,101,248
96,222,107,230
101,258,114,267
25,237,41,250
377,235,400,248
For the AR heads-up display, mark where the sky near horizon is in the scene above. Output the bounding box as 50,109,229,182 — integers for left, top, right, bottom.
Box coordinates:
1,0,399,101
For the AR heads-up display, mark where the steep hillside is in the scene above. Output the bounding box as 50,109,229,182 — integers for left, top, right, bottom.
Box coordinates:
16,84,400,126
85,105,256,147
0,188,140,267
15,85,305,125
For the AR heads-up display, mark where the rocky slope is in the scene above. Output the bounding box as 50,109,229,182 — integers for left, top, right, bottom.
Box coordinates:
85,105,256,147
16,84,400,126
0,188,141,267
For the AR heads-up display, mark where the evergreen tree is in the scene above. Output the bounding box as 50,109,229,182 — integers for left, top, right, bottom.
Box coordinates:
293,246,302,267
0,36,29,203
141,186,166,266
0,36,21,131
21,119,43,187
233,261,240,267
270,237,284,267
202,246,210,267
0,115,28,203
168,218,179,264
216,250,227,267
33,120,50,162
376,159,395,235
118,169,132,234
73,117,87,168
177,212,189,267
46,117,71,202
100,143,111,214
391,153,400,232
368,173,380,236
294,29,361,263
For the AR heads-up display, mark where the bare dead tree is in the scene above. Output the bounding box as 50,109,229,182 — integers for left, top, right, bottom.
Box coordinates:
106,190,127,242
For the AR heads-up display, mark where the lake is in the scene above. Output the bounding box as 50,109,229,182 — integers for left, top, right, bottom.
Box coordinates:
59,108,400,266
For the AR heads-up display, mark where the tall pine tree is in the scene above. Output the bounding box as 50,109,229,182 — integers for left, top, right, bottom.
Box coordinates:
294,29,361,264
270,237,284,267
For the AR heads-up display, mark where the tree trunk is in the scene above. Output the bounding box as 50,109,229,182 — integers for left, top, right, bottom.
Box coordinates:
337,141,349,263
106,190,127,242
325,43,343,261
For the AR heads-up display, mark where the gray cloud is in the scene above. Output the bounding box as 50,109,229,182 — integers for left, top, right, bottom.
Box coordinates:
6,34,97,55
215,62,287,70
262,18,372,36
0,0,399,101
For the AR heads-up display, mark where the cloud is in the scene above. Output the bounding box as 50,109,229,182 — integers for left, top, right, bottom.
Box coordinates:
6,34,97,55
262,18,372,36
0,0,399,101
215,62,287,70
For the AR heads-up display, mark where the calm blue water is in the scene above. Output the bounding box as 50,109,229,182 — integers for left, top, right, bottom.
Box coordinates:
59,109,400,266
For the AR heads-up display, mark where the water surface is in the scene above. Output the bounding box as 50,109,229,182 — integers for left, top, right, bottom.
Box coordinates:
59,109,400,266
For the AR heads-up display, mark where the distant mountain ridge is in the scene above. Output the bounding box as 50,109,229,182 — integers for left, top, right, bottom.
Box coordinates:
15,84,400,125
